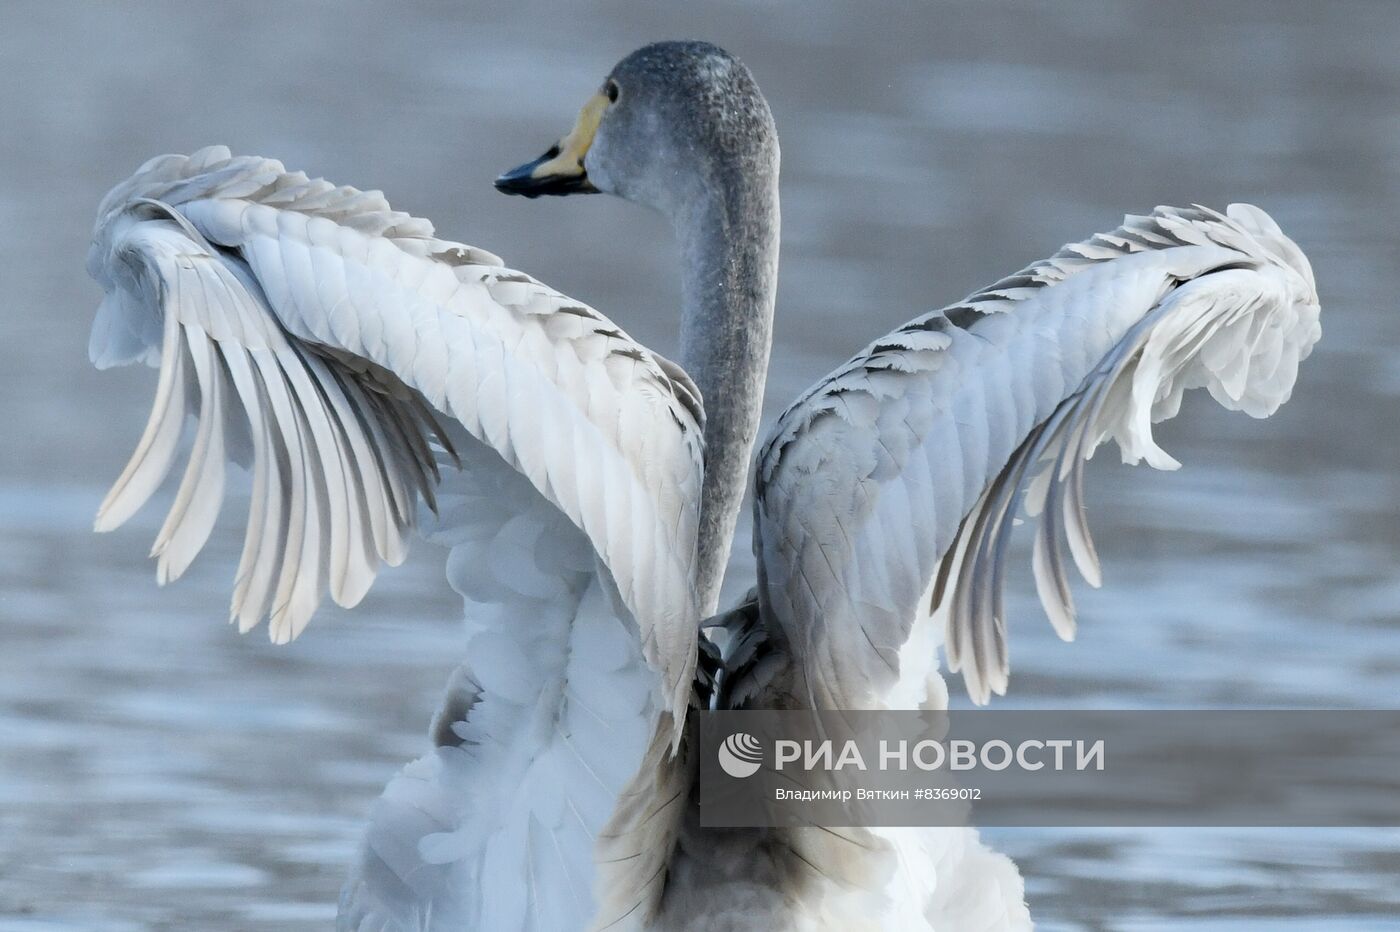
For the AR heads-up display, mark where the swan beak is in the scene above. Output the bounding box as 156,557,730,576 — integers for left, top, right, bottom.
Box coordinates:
495,92,607,198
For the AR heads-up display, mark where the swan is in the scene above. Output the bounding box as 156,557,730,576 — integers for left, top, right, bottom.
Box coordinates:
85,40,1320,932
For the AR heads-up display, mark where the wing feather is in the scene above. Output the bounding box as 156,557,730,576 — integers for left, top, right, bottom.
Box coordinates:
755,205,1320,707
94,308,188,531
152,324,227,584
224,347,287,631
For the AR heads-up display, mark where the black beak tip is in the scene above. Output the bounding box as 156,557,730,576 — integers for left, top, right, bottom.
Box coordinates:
493,150,597,198
494,160,544,198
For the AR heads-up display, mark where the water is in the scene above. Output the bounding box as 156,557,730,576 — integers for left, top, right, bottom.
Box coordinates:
2,1,1399,928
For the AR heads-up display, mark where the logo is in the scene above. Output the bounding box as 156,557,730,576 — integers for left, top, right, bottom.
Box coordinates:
718,732,764,778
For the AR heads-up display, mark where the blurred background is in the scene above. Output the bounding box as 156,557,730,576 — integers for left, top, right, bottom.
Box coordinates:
3,1,1399,928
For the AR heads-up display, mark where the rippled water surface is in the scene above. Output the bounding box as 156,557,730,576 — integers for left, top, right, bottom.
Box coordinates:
3,1,1399,928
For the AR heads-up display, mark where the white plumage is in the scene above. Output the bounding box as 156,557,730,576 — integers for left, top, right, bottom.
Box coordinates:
340,429,661,929
87,47,1320,932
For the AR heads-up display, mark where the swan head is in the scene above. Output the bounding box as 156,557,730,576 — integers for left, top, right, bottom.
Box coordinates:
495,41,776,219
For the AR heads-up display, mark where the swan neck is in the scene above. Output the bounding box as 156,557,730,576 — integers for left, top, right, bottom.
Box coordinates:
676,160,779,615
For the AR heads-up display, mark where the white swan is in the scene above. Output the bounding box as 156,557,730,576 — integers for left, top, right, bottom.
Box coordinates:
86,41,1320,932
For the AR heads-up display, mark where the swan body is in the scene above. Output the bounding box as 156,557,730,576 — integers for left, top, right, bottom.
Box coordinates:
87,41,1320,932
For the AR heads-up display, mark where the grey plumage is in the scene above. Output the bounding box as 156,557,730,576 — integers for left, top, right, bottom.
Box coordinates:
593,41,782,617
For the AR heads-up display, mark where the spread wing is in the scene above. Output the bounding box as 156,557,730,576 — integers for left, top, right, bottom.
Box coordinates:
87,145,706,723
752,205,1320,708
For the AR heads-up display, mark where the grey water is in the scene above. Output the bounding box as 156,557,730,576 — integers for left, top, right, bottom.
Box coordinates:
2,1,1399,928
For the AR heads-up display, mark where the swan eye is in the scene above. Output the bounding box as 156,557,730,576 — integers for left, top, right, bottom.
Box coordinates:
605,80,619,103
